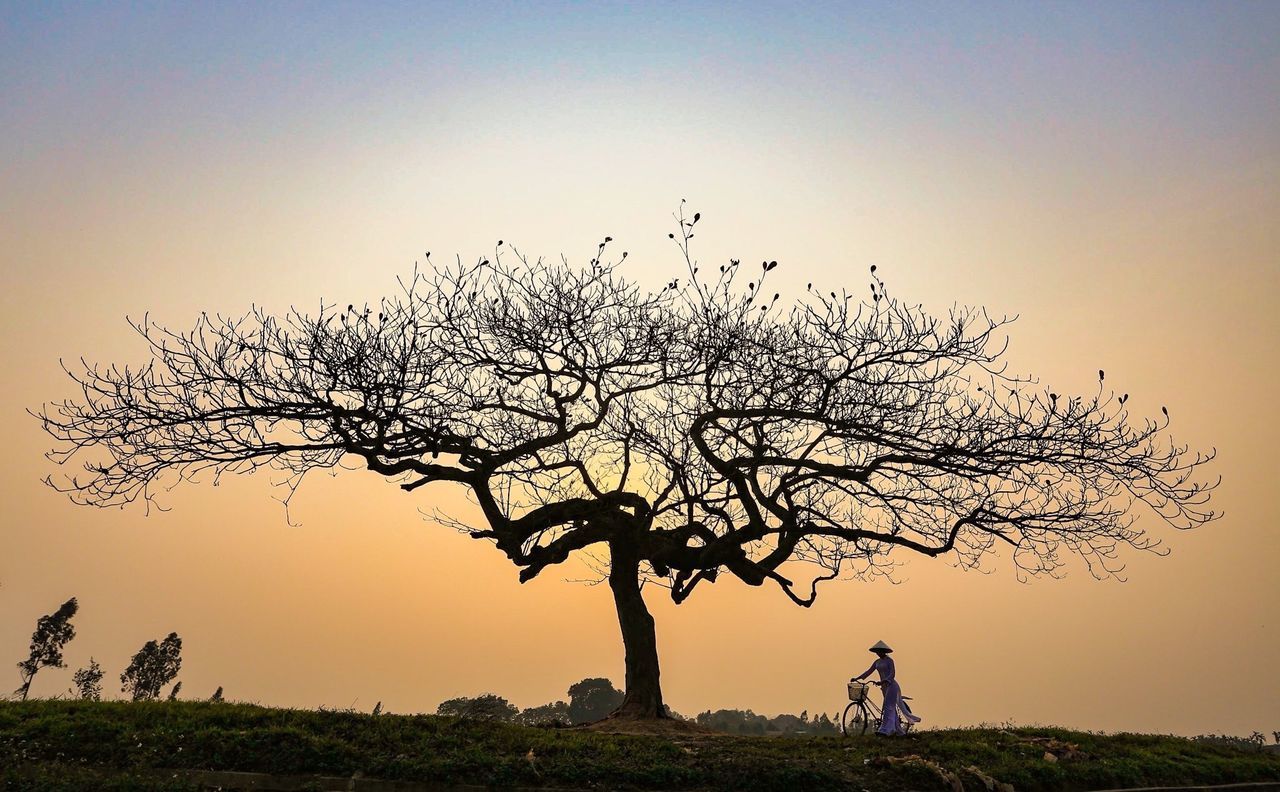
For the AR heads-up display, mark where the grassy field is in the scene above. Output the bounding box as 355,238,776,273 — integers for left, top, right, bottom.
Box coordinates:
3,699,1278,791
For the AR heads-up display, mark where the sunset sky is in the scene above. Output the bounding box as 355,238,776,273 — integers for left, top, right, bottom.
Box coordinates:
2,2,1278,736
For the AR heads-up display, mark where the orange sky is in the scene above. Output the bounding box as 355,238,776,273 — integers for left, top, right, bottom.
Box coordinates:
2,3,1278,736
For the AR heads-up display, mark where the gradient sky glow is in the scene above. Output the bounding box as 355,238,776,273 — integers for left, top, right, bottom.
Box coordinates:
2,2,1278,735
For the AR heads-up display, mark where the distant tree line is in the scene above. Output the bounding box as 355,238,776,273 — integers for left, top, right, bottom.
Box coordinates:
693,708,839,736
10,596,214,703
436,677,627,726
435,678,837,735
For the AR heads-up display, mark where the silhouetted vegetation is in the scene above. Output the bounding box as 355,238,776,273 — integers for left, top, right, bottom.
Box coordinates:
14,597,78,701
567,677,625,723
70,658,103,701
435,693,518,721
517,677,665,726
695,708,840,736
38,206,1219,719
9,599,196,706
436,684,658,727
514,699,571,726
441,677,821,733
120,633,182,702
1193,732,1273,751
3,700,1278,791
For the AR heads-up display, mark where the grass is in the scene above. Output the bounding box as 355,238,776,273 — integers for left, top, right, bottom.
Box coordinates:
2,699,1278,791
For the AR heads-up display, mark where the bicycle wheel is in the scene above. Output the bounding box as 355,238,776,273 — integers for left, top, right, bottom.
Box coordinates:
841,701,875,736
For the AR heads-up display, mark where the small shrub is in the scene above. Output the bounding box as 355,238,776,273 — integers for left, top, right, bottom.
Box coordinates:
72,658,103,701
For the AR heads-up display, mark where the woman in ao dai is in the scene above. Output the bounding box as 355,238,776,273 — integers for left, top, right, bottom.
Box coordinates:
854,640,921,735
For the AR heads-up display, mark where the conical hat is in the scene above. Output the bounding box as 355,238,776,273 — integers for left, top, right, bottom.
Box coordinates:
869,640,893,653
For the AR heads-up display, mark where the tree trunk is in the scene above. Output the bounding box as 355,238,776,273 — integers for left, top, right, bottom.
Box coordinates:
608,539,667,719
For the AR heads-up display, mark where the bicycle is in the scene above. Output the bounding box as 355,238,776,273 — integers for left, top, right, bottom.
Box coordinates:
840,680,915,736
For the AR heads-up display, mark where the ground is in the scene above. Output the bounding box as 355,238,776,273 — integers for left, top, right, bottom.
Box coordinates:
3,700,1279,791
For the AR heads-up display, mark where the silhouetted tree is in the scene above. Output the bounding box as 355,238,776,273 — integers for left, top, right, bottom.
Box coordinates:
71,657,103,701
436,693,518,721
812,712,839,735
167,681,182,701
516,700,571,726
209,686,224,702
15,597,78,701
568,677,625,724
120,633,182,701
37,206,1218,719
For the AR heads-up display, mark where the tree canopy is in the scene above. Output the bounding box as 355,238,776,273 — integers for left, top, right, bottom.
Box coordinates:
37,206,1217,718
120,633,183,702
436,694,519,722
567,677,626,724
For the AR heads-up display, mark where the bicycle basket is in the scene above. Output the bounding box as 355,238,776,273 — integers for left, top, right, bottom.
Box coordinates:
847,681,870,703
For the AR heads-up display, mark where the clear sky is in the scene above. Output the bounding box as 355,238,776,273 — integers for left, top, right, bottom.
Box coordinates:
2,1,1278,735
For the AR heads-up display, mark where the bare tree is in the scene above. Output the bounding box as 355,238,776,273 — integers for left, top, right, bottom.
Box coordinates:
15,597,78,701
120,633,182,701
36,208,1216,719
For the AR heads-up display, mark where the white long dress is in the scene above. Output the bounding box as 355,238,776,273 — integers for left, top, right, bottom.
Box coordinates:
856,655,922,735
